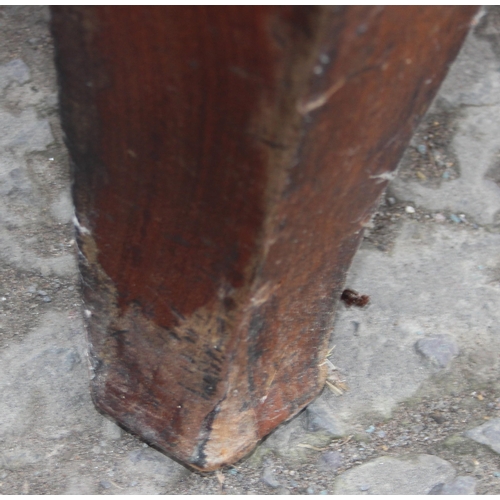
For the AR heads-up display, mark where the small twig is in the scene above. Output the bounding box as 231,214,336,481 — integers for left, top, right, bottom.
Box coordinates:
341,435,353,445
325,380,344,395
327,345,336,357
216,470,225,494
324,358,337,371
297,443,330,452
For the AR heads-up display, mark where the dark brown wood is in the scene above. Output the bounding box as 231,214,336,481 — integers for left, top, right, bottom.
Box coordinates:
51,6,477,470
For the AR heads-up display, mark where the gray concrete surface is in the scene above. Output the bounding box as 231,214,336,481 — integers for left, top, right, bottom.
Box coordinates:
1,5,500,495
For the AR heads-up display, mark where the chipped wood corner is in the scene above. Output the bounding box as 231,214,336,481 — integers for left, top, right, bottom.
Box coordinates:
51,6,478,470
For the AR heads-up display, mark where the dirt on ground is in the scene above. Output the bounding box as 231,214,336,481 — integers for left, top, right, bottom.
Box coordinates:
1,6,500,496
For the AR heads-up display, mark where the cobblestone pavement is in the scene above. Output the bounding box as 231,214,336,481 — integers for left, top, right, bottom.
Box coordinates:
1,6,500,495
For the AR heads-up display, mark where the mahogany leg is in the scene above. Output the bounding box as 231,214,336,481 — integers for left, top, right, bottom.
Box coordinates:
51,6,477,470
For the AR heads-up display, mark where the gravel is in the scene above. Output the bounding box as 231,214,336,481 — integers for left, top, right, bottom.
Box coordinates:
1,4,500,496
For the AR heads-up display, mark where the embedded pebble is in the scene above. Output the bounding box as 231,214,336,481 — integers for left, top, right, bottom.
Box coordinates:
429,477,475,494
99,481,111,489
387,196,396,205
449,213,462,223
306,399,344,436
317,451,343,471
415,335,459,368
405,205,416,214
102,418,122,440
277,487,290,495
433,213,446,222
119,448,187,492
0,59,31,91
0,449,42,470
332,455,455,495
63,350,81,372
428,476,476,495
417,144,427,155
306,486,316,494
465,418,500,454
261,466,281,488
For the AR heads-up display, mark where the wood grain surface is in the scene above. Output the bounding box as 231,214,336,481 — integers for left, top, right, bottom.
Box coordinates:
51,6,477,470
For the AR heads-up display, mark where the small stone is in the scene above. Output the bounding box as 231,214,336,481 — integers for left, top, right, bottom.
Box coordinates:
0,59,31,91
261,466,281,488
442,171,450,180
465,418,500,454
428,483,444,494
99,481,112,489
365,425,375,434
27,286,37,293
430,412,446,425
405,206,416,214
415,335,459,368
37,290,47,296
103,418,122,440
318,451,343,471
0,449,42,470
333,455,455,495
493,472,500,478
320,490,328,495
387,197,396,205
277,487,290,495
306,399,344,436
434,213,446,222
430,476,476,494
449,214,461,223
360,484,370,491
42,296,52,302
64,350,81,372
417,144,427,155
439,476,476,494
377,431,386,438
306,486,315,494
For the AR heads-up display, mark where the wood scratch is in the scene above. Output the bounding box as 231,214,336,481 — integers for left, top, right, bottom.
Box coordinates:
297,76,346,114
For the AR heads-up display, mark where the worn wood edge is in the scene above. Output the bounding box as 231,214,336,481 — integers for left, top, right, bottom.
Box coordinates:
52,6,479,471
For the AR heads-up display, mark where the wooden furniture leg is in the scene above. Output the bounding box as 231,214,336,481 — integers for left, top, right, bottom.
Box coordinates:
51,6,477,470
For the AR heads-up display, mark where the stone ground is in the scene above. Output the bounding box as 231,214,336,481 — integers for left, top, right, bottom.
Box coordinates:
1,5,500,495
